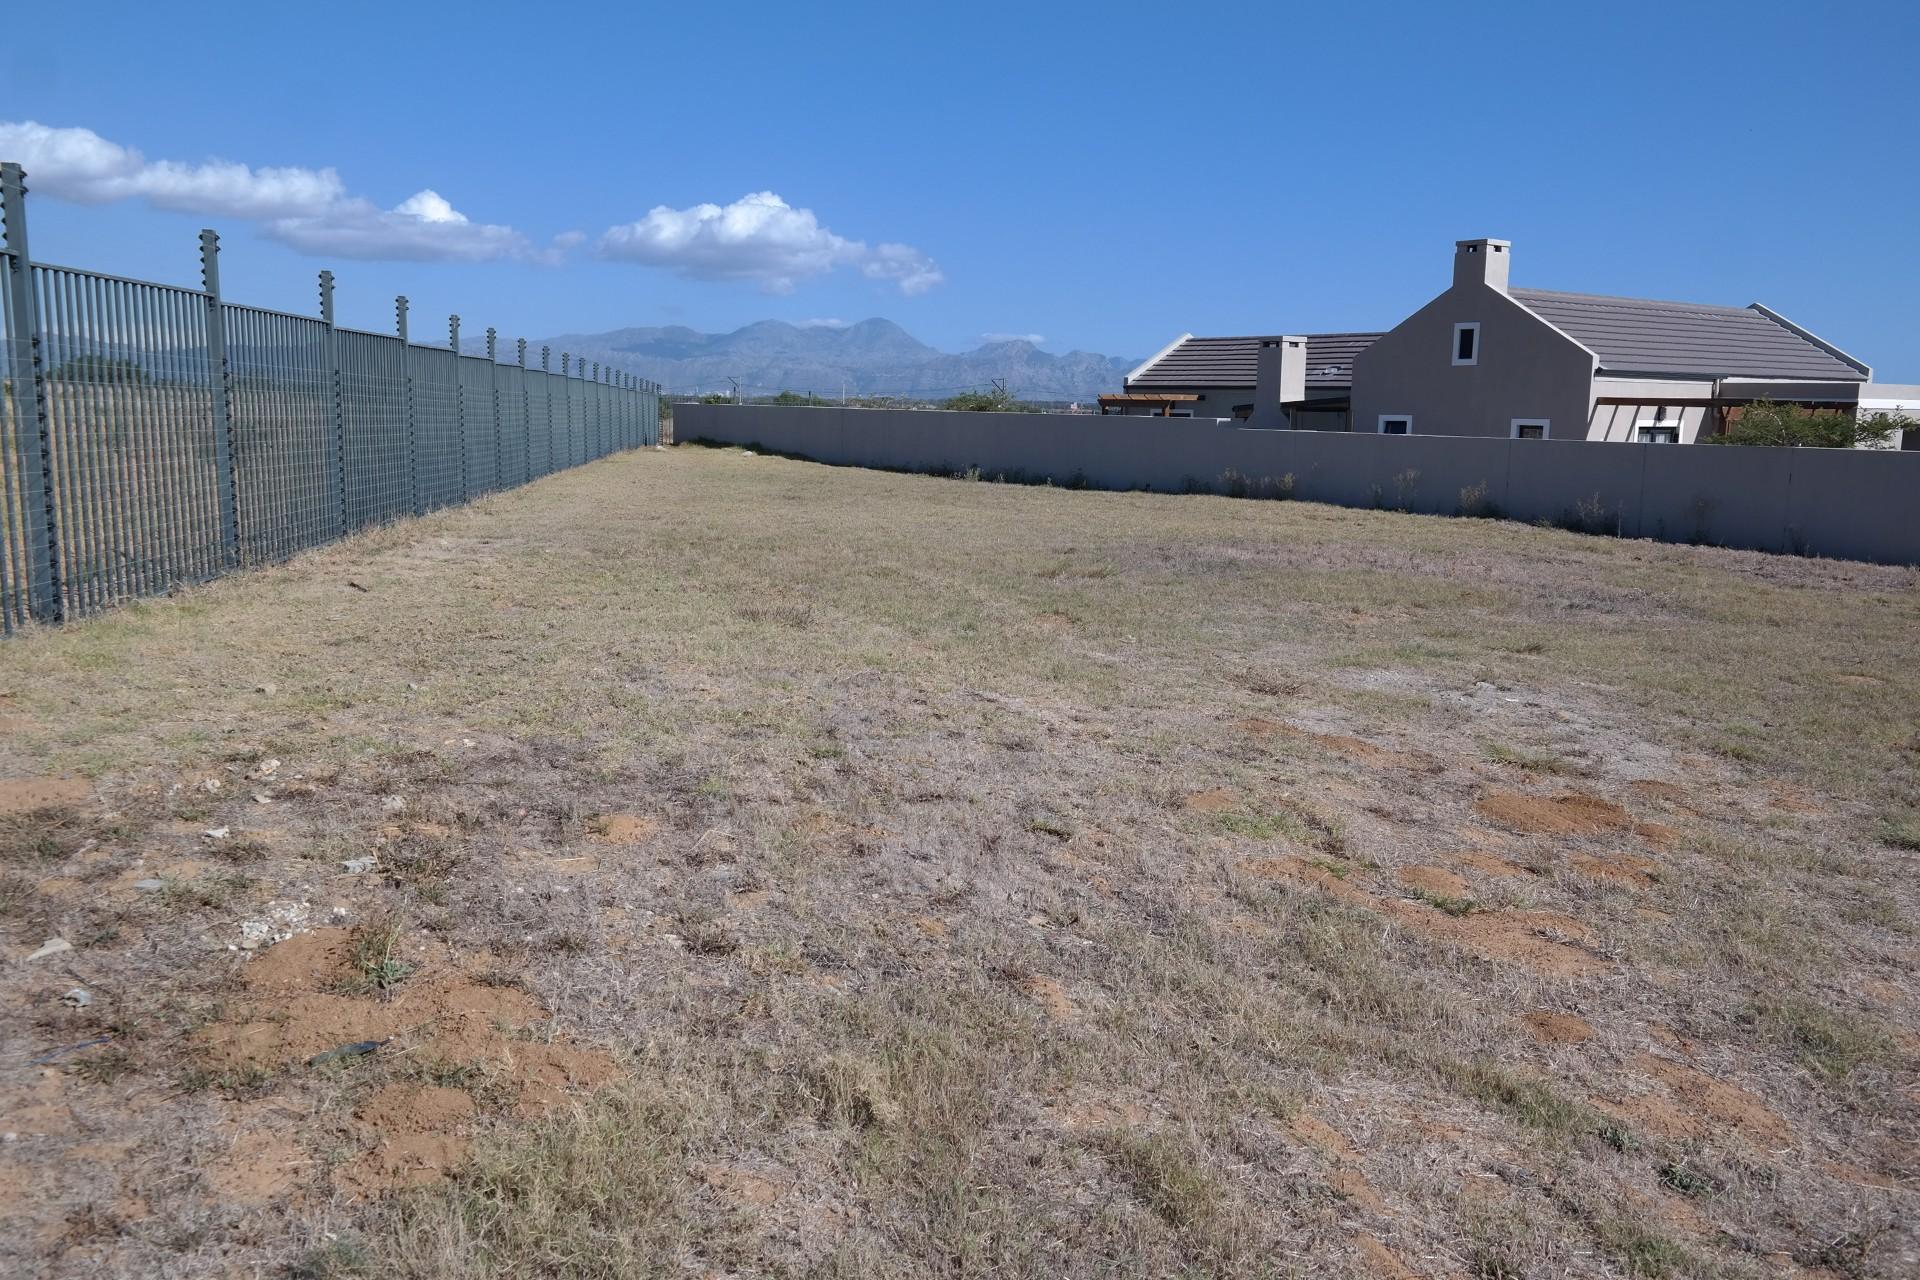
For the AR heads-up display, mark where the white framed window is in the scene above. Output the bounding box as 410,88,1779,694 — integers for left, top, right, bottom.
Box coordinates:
1636,417,1680,444
1452,322,1480,366
1377,415,1413,435
1510,418,1549,440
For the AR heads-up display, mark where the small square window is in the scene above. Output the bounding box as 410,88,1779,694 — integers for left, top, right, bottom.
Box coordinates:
1510,419,1549,440
1636,416,1680,444
1378,416,1412,435
1452,322,1480,366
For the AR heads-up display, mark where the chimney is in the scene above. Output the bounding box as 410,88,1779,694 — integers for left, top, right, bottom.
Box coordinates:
1453,238,1511,293
1252,336,1307,428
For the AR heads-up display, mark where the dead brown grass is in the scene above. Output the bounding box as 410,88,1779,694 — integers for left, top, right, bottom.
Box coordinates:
0,443,1916,1279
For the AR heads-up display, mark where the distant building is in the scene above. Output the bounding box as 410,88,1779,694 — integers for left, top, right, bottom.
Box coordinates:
1106,332,1382,429
1858,384,1920,449
1352,239,1875,443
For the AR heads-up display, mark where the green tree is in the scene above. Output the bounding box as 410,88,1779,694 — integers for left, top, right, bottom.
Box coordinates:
941,388,1032,413
1709,400,1901,448
772,389,814,406
700,392,732,404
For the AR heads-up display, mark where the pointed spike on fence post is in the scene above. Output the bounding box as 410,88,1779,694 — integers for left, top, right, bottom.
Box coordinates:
561,352,570,376
449,314,461,353
541,345,550,372
517,338,527,368
395,295,409,341
318,270,334,325
485,326,497,362
198,229,221,294
0,162,24,249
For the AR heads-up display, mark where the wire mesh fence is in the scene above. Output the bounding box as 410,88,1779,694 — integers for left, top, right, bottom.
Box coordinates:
0,162,660,632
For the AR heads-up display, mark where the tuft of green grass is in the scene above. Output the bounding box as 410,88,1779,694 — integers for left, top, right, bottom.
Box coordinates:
1743,995,1894,1081
1213,798,1344,853
70,1046,138,1085
343,916,415,996
1410,889,1480,917
1440,1058,1594,1137
1876,812,1920,852
1601,1222,1692,1278
1657,1160,1719,1197
1092,1130,1227,1235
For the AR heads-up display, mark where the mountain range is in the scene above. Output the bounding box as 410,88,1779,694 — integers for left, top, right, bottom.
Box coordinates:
491,318,1139,402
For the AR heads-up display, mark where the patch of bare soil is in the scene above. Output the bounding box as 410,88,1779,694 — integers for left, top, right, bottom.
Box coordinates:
1452,849,1537,877
1020,975,1076,1020
1596,1054,1793,1149
1568,851,1660,890
1522,1011,1595,1045
0,776,90,813
588,813,659,845
1241,857,1609,978
194,929,620,1120
204,1107,308,1205
1399,865,1469,898
1474,789,1633,836
1352,1234,1422,1279
1288,1112,1359,1161
1181,787,1237,813
335,1084,477,1199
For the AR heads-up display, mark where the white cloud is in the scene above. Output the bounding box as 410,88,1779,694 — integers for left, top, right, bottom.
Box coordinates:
983,332,1047,345
862,242,945,296
0,120,528,262
800,317,849,328
598,192,942,295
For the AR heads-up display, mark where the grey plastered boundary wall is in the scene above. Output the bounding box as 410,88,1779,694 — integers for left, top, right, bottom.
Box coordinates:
675,403,1920,566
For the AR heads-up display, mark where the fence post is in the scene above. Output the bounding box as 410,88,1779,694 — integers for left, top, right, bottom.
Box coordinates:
542,346,553,475
320,270,349,538
397,296,420,516
517,338,529,482
199,230,242,570
560,352,571,468
591,361,601,458
485,326,501,491
1,163,62,624
449,314,466,500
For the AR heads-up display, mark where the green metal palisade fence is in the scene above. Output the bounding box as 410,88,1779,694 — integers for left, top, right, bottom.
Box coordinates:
0,161,660,632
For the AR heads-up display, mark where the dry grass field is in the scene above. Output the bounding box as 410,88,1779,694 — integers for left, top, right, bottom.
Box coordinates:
1,443,1916,1279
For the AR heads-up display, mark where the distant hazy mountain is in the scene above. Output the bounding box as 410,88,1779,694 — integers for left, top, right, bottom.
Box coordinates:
496,317,1137,402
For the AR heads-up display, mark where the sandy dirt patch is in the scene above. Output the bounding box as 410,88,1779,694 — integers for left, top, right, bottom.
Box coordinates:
1398,865,1470,898
1474,789,1633,836
1522,1011,1595,1044
588,813,660,845
0,776,91,813
336,1084,477,1198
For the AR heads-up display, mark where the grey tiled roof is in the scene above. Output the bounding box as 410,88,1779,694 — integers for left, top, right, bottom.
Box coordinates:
1128,333,1381,391
1509,289,1866,381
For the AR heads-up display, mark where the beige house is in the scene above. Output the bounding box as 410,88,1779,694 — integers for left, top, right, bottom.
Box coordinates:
1350,239,1873,443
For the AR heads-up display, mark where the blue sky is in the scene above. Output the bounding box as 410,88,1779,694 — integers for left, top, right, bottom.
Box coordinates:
4,0,1916,379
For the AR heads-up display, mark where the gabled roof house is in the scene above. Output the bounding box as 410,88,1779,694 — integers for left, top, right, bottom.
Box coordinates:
1351,239,1873,443
1109,331,1382,429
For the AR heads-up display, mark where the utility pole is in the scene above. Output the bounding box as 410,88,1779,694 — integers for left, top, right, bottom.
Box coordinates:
728,376,740,404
